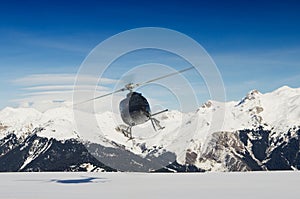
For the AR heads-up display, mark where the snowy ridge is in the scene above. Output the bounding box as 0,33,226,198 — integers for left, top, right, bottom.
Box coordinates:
1,86,299,139
1,86,300,171
0,107,76,140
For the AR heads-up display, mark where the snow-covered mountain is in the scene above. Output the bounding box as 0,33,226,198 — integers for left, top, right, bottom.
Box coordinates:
1,86,300,172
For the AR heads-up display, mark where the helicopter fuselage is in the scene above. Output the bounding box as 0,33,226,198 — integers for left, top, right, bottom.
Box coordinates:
119,92,151,126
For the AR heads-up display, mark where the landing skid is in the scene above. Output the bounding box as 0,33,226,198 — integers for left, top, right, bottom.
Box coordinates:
115,125,133,139
150,117,164,131
115,109,168,139
149,109,168,131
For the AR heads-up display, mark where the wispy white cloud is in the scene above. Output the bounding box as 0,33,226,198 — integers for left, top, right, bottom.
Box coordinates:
14,74,117,86
21,90,75,96
22,85,109,92
13,73,120,112
13,90,122,112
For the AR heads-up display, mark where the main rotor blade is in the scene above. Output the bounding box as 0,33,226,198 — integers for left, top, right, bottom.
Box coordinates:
73,88,125,106
136,66,194,87
73,67,194,106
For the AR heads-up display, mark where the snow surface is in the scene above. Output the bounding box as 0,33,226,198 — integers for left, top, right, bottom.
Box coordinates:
0,172,299,199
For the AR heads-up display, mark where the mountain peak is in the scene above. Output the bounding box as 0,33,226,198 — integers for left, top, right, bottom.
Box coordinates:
273,85,294,94
267,86,300,99
247,89,261,97
237,89,261,106
200,100,213,108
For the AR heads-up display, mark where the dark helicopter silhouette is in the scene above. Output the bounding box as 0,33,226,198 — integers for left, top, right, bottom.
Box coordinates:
75,67,194,139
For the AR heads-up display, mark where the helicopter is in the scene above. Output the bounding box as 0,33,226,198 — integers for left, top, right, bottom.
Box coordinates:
75,67,194,139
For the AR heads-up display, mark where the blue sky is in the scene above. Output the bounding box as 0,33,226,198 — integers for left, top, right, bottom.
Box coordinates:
0,0,300,111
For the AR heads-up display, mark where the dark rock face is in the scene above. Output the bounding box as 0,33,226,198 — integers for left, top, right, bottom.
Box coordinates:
240,128,300,170
201,127,300,171
265,135,300,170
1,127,300,172
0,133,115,172
240,128,269,162
0,132,179,172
